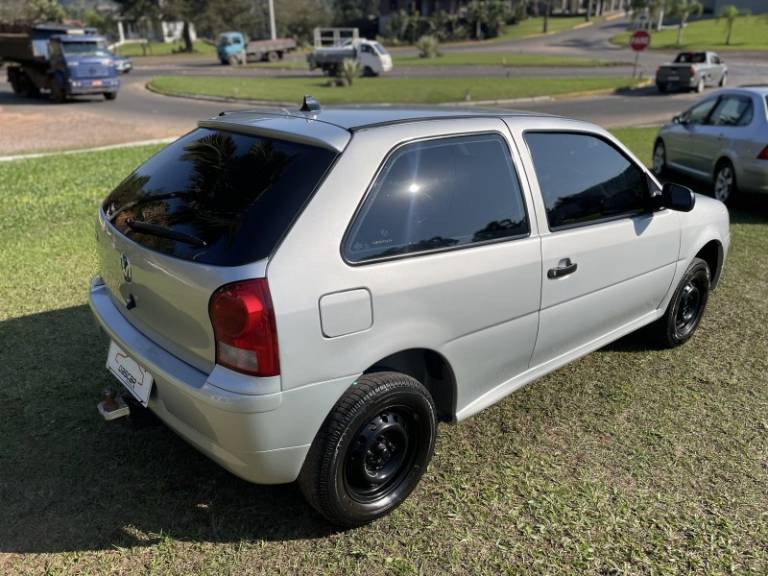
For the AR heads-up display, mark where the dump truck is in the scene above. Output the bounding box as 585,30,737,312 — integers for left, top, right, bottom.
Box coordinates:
0,23,119,102
216,32,297,65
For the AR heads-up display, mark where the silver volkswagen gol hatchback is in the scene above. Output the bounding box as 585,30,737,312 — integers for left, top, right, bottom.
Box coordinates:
653,86,768,204
90,101,730,527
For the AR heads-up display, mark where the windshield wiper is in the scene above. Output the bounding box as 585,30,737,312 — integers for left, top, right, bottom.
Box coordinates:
126,219,207,247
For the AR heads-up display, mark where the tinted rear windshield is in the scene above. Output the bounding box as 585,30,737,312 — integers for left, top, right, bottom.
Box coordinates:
674,52,706,63
103,128,337,265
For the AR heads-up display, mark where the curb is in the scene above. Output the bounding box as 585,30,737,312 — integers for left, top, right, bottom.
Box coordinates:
0,137,176,163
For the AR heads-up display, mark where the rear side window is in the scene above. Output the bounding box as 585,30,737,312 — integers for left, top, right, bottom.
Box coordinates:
103,128,337,266
344,134,529,263
710,96,753,126
525,132,649,230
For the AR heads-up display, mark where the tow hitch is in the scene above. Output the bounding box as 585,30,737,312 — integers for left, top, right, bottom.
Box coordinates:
97,387,130,421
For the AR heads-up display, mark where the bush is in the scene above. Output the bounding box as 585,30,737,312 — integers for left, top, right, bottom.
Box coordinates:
340,58,360,86
416,35,440,58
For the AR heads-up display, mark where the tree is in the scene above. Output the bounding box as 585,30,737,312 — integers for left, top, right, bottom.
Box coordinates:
0,0,67,23
717,4,747,45
667,0,703,46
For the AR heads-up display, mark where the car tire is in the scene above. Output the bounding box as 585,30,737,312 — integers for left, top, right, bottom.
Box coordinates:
648,257,710,348
267,51,279,62
656,83,667,94
719,73,727,87
363,66,377,77
652,140,667,176
298,371,437,527
103,92,117,101
713,160,737,204
695,78,705,93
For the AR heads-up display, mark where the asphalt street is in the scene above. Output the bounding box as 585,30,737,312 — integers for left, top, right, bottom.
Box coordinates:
1,17,766,154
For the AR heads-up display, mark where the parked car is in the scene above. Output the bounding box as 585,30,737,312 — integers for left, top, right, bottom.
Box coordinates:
653,86,768,203
90,102,730,527
112,53,132,74
656,51,727,94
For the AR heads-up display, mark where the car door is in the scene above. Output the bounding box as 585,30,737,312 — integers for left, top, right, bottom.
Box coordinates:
668,96,720,175
511,124,679,367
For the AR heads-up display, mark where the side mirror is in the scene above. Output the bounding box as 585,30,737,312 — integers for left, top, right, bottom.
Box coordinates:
656,182,696,212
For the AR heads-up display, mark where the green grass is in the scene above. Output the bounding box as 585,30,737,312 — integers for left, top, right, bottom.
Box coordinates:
148,75,637,104
611,15,768,50
2,129,768,574
395,52,612,67
115,40,215,57
250,52,613,70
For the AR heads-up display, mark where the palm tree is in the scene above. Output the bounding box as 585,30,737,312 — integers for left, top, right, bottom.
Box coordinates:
649,0,668,31
718,4,744,45
667,0,703,46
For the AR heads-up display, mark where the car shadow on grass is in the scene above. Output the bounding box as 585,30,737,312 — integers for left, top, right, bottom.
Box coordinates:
0,305,339,554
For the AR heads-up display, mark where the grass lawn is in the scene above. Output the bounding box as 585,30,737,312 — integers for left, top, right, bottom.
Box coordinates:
148,75,637,105
251,53,615,70
611,16,768,51
2,128,768,574
115,40,215,57
395,52,613,67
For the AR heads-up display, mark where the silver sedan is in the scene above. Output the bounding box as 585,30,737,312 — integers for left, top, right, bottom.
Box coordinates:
653,87,768,203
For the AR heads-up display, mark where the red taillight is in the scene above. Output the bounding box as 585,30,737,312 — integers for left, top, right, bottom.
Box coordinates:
209,279,280,376
758,146,768,160
689,66,696,76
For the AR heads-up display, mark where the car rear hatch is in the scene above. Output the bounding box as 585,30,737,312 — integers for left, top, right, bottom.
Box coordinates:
657,64,694,81
97,122,344,372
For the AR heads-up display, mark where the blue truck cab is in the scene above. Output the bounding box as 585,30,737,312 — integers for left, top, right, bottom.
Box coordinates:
216,31,246,64
0,24,120,102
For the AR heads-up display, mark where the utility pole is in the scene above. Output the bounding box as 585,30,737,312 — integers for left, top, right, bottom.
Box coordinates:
268,0,276,40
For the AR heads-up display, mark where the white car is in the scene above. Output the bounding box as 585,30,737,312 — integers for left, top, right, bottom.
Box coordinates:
90,103,730,527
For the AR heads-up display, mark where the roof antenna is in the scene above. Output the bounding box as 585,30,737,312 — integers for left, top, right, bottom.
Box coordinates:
300,95,321,113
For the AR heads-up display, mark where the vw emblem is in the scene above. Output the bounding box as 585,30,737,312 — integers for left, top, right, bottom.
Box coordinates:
120,253,132,282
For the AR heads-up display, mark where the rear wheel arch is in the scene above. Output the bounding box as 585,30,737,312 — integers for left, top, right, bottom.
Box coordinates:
364,348,457,422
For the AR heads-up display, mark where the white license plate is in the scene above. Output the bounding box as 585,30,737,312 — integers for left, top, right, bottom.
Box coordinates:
106,341,153,406
668,76,679,81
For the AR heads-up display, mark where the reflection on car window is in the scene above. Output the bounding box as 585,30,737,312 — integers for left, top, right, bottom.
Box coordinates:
345,134,529,263
684,98,718,125
710,96,753,126
103,129,337,266
525,132,648,230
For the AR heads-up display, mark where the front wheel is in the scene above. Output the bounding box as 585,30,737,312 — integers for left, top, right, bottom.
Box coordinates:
50,78,66,103
647,257,710,348
719,73,727,87
694,78,705,93
298,372,437,527
103,92,117,101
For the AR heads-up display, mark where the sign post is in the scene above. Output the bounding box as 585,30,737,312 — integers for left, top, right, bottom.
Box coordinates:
629,30,651,79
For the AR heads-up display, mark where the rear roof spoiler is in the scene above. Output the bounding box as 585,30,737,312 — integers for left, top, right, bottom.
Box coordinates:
199,114,351,153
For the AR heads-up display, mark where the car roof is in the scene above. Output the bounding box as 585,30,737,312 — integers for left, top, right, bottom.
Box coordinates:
733,85,768,96
202,106,557,152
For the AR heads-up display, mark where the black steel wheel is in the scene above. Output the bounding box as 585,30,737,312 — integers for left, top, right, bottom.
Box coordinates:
299,372,437,527
648,257,710,348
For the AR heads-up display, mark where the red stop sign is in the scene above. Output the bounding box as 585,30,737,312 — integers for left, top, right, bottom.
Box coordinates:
630,30,651,52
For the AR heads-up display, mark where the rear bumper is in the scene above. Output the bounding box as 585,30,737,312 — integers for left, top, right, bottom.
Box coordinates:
89,279,355,484
737,160,768,194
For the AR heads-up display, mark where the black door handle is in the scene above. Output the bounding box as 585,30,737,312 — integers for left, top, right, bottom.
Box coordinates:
548,258,578,279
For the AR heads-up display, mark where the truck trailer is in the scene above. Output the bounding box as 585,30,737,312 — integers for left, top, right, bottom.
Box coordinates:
0,23,119,102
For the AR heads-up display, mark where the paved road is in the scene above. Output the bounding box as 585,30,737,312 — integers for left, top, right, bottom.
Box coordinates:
1,18,765,155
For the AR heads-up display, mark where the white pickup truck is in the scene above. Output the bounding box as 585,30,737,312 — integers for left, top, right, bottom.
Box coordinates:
308,38,393,77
